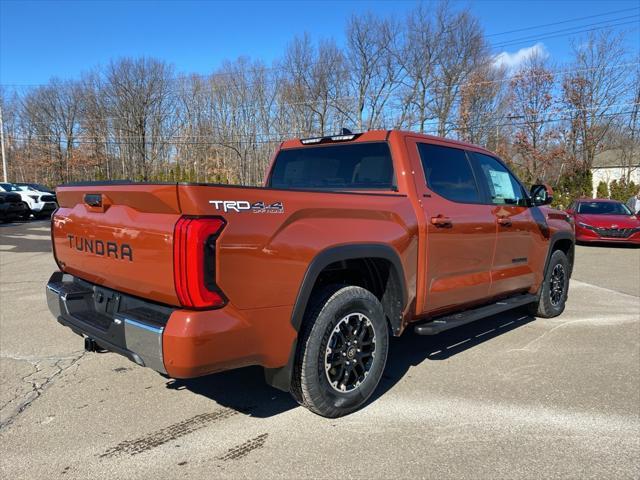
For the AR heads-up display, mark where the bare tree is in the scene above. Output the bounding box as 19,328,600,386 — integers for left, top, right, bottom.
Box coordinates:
458,64,508,149
78,72,113,179
2,6,637,192
430,4,488,137
345,12,402,130
102,57,174,180
509,51,556,182
280,35,349,136
562,30,629,169
21,80,82,183
0,89,21,181
396,3,439,132
619,58,640,180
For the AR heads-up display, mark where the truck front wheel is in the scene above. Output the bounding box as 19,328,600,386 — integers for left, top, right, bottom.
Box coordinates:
291,285,389,418
529,249,570,318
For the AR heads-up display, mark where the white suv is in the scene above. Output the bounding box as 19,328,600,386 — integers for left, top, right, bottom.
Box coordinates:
0,183,57,219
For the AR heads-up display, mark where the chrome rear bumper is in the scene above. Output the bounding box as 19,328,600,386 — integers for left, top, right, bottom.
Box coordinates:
46,272,172,374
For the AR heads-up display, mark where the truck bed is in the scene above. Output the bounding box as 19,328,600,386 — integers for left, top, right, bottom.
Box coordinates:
53,181,415,310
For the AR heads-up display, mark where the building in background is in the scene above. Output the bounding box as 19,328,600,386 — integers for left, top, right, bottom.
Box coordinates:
591,149,639,198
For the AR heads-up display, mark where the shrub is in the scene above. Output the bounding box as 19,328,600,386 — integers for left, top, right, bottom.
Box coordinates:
552,168,592,209
596,180,609,198
609,177,638,202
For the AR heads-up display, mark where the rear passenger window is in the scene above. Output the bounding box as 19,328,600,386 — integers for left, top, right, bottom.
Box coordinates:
417,143,480,203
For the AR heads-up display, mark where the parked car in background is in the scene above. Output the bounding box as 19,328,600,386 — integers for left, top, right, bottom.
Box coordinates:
14,183,58,208
0,183,58,219
567,198,640,245
0,190,29,222
15,182,56,195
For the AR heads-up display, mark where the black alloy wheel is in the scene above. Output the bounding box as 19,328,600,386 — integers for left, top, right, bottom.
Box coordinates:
324,312,376,393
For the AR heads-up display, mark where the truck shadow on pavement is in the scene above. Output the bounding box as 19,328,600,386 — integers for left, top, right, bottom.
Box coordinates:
165,366,298,418
165,308,534,418
371,308,534,404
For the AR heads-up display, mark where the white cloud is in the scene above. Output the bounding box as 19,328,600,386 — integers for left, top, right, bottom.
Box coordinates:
493,43,549,70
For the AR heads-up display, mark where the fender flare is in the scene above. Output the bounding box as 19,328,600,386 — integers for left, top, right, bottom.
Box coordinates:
264,243,408,391
544,231,575,278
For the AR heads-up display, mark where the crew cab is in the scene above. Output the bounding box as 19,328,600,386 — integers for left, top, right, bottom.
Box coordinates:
46,130,574,417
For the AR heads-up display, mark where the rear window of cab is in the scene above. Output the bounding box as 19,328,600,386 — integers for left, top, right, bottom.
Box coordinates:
268,142,394,190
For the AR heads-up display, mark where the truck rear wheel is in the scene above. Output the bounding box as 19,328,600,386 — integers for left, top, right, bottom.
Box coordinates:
291,285,389,418
529,249,570,318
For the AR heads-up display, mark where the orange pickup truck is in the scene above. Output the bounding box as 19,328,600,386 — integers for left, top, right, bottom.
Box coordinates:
46,130,574,417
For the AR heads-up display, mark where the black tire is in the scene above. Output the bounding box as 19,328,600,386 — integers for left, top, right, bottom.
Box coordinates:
291,285,389,418
19,203,31,220
528,249,570,318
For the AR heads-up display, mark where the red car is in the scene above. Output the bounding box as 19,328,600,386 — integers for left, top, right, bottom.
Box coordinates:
567,198,640,245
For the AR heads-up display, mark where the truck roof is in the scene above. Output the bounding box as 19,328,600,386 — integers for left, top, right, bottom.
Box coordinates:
279,129,496,156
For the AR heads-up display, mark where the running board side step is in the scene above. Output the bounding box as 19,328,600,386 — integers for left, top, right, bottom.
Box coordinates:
414,294,537,335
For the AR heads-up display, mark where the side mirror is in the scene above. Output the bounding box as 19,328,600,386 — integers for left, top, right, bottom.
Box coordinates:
530,184,553,206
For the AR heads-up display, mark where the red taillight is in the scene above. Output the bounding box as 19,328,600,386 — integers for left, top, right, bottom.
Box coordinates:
173,216,226,309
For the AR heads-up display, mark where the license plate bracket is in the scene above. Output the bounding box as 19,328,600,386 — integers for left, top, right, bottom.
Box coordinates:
92,287,121,316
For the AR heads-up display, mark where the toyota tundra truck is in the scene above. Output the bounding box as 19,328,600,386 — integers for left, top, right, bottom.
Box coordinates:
46,130,574,417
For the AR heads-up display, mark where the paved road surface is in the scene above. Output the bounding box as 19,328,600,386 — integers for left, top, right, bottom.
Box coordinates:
1,221,638,479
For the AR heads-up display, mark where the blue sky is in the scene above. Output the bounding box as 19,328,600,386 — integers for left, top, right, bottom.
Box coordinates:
1,0,638,86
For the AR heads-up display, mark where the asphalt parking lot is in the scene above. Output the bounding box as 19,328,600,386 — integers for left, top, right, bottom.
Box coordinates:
1,220,639,479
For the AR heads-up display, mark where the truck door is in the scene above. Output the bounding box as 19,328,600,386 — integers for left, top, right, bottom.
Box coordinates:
405,138,497,315
468,152,539,296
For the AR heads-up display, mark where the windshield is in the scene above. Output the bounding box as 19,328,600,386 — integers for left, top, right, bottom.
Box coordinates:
578,201,632,215
20,183,49,191
0,183,21,192
268,142,395,190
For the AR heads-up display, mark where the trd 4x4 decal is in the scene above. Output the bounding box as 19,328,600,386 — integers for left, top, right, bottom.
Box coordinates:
209,200,284,214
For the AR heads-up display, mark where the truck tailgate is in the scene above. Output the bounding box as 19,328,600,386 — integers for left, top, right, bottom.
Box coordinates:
52,184,182,306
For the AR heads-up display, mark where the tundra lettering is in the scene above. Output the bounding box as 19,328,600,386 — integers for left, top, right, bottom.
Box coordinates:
66,234,133,261
47,129,574,418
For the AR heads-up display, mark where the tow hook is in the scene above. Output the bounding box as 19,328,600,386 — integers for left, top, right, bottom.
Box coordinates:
84,337,99,352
